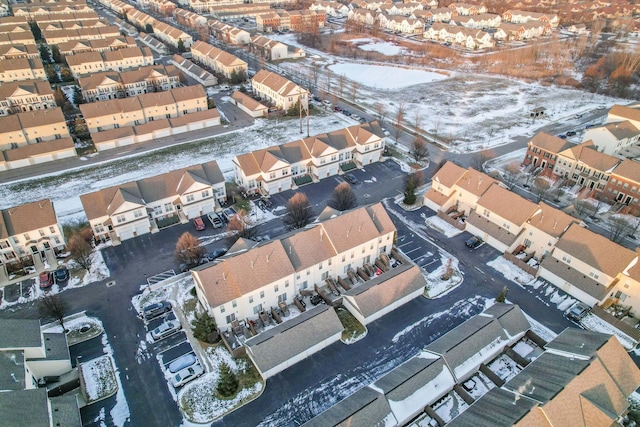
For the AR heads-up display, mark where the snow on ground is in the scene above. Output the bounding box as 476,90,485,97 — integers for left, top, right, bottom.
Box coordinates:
82,355,116,401
423,255,462,298
329,63,447,90
512,340,535,359
487,354,521,382
349,38,407,56
423,213,464,238
522,311,557,342
178,345,263,423
580,313,637,350
486,257,534,286
101,332,131,426
432,391,469,423
462,372,495,400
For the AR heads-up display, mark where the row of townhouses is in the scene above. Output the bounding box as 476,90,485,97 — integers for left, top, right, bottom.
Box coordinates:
305,304,640,427
256,9,326,33
66,46,154,78
0,108,76,171
0,57,46,83
208,3,272,19
42,25,121,44
523,105,640,215
57,35,138,55
424,161,640,315
0,199,66,275
12,1,92,15
0,79,55,116
94,0,136,16
233,122,385,196
309,1,350,18
0,319,81,426
80,160,226,243
0,44,39,59
126,9,194,49
209,19,250,45
250,69,308,112
170,54,218,87
78,64,180,102
190,40,248,79
250,34,305,61
184,0,294,14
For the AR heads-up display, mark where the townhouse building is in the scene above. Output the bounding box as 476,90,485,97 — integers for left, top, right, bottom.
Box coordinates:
451,12,501,29
256,9,325,33
230,90,268,118
378,14,424,34
0,199,66,271
138,32,169,55
32,11,101,25
0,57,46,83
447,2,487,15
191,203,396,329
502,9,559,27
233,122,385,196
95,0,135,15
494,21,551,41
423,22,494,48
522,131,573,172
309,1,349,18
38,19,110,32
0,0,8,17
378,2,423,16
0,44,40,59
0,15,28,29
250,35,305,61
412,7,458,22
0,319,81,426
80,85,207,133
41,25,121,44
67,46,155,78
0,31,36,45
209,19,251,45
57,36,138,56
603,159,640,214
126,9,156,29
251,69,308,112
584,120,640,156
209,3,272,18
351,0,392,11
170,54,218,87
347,8,377,26
78,64,181,102
12,3,93,16
190,40,248,79
607,104,640,129
80,161,226,243
153,21,194,49
552,141,620,191
174,8,207,29
0,80,55,116
148,0,176,15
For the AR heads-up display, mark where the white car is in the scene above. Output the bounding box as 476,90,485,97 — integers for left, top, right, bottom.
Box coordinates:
151,320,181,342
351,114,361,122
171,364,204,388
207,212,223,228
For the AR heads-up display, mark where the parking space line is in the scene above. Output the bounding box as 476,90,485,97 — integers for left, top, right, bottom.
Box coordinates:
396,241,414,249
402,247,421,255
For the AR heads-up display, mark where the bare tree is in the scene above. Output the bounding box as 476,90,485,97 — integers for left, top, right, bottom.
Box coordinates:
608,215,634,243
328,182,357,211
68,235,92,271
337,74,346,98
393,101,406,143
501,162,521,190
38,294,70,332
350,81,359,103
469,152,492,172
410,137,429,163
374,102,387,125
532,177,551,202
324,68,333,93
175,232,205,267
227,209,258,239
412,109,422,133
284,192,313,229
573,198,592,218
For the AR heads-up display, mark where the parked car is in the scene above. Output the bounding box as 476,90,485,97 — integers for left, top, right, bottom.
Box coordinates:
209,247,228,260
565,302,590,322
597,105,607,110
312,95,321,102
344,173,359,185
207,212,223,228
574,113,583,119
557,134,567,139
334,106,343,112
143,301,172,321
39,271,54,289
151,320,181,341
465,236,483,249
322,100,332,107
381,128,390,136
193,217,206,231
172,364,204,388
566,131,577,137
342,109,351,116
168,353,197,374
585,124,595,129
54,266,69,284
222,207,237,221
351,114,361,122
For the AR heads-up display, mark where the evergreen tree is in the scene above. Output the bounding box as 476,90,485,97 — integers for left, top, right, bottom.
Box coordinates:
216,363,239,398
51,45,64,64
30,22,43,41
39,44,51,63
145,23,154,33
73,86,84,105
177,39,185,53
191,312,219,343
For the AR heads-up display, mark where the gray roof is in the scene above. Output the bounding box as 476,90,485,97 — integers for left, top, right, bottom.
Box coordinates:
466,211,518,247
302,386,395,427
0,388,50,427
425,304,529,381
503,351,590,403
539,256,611,300
447,386,539,427
544,327,610,357
0,319,42,349
35,333,70,361
0,350,25,391
245,304,343,374
343,265,426,319
375,354,455,410
483,303,531,339
50,395,82,427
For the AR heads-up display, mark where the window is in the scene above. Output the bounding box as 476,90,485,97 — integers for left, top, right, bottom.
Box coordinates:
134,210,143,218
364,255,370,264
220,305,225,313
274,284,279,292
226,313,236,324
186,194,195,202
23,233,30,240
249,296,253,303
253,304,263,314
300,281,308,289
589,271,600,280
39,229,45,237
277,293,287,303
201,190,210,198
562,254,572,263
116,215,126,224
164,203,173,212
318,262,322,270
95,224,105,233
321,271,329,280
0,241,9,249
614,290,628,302
232,300,237,308
260,291,264,299
49,226,55,234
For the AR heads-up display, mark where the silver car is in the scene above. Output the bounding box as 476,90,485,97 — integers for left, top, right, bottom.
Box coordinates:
171,364,204,388
207,212,223,228
151,320,181,342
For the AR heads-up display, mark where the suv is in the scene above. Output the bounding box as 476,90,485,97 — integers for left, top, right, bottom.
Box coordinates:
168,353,197,373
566,302,590,322
344,174,359,185
207,212,223,228
54,266,69,284
465,236,483,249
222,207,237,222
151,319,181,341
143,301,172,321
39,271,54,289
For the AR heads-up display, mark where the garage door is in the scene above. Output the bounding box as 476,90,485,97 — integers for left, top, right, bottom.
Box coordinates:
118,228,134,241
185,208,200,219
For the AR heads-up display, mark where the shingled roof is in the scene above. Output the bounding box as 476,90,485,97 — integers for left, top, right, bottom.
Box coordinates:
0,200,58,239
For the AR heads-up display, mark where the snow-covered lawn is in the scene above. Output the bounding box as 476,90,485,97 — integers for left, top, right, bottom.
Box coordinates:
82,355,117,403
355,40,406,56
42,312,104,345
329,63,448,90
423,255,462,298
486,257,534,286
487,354,522,382
580,313,638,350
431,391,469,423
423,214,464,238
179,345,263,423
